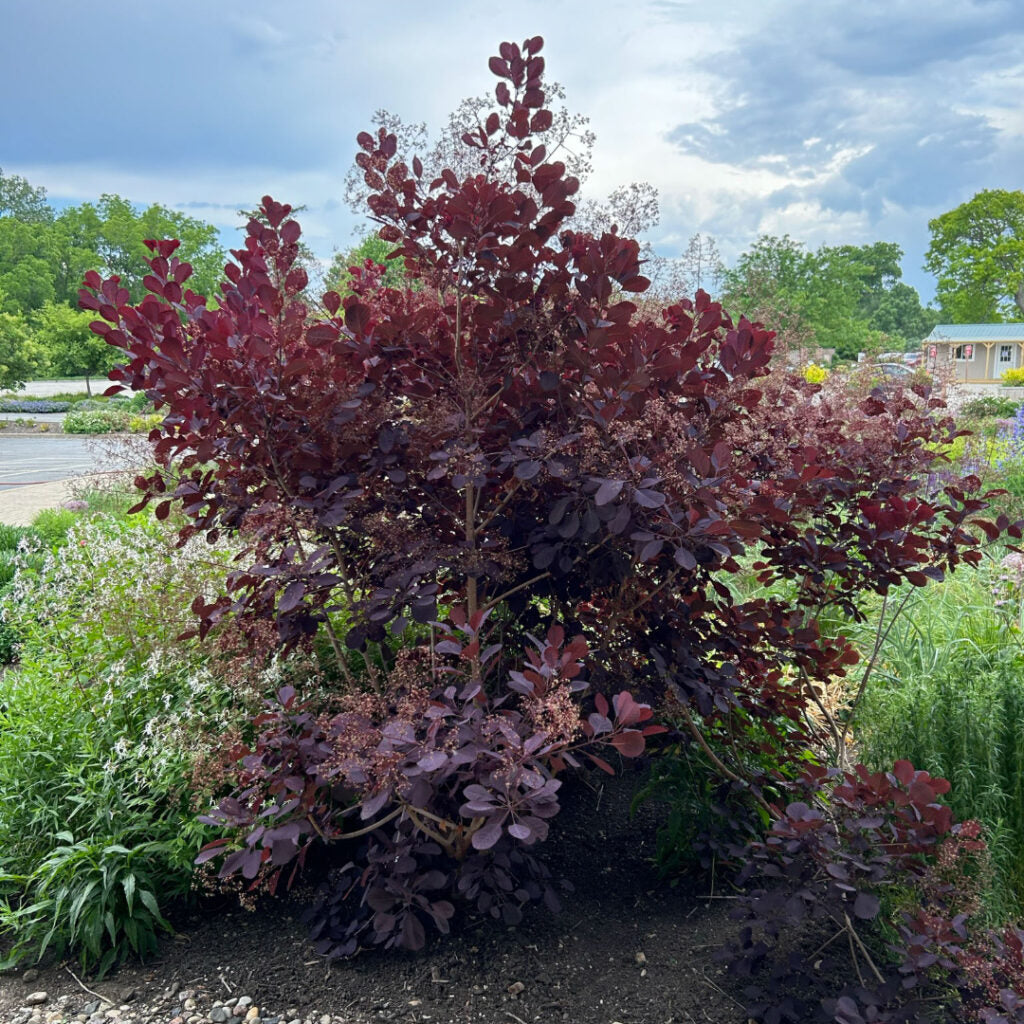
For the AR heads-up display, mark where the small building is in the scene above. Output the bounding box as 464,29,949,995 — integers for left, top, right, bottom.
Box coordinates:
923,323,1024,388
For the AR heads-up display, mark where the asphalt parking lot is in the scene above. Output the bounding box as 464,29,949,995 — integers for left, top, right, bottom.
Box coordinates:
0,435,106,488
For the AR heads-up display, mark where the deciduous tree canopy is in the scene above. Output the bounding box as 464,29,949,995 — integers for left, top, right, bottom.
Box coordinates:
0,169,227,386
722,235,937,360
925,188,1024,322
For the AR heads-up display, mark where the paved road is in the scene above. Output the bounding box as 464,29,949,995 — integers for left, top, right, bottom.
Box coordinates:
3,378,97,399
0,413,66,423
0,435,117,487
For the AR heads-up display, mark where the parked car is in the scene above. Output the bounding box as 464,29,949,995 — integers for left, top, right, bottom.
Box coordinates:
874,362,914,379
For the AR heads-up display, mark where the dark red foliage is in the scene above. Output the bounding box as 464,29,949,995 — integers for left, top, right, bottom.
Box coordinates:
962,921,1024,1023
80,35,1017,960
196,621,655,953
722,762,1024,1024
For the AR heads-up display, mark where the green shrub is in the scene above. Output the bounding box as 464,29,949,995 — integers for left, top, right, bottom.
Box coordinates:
633,708,799,879
30,507,78,547
64,406,132,434
69,478,145,520
0,551,17,592
0,516,271,973
853,564,1024,917
128,412,163,433
47,392,94,405
64,400,156,434
0,526,39,663
0,524,30,554
0,828,175,976
960,395,1022,419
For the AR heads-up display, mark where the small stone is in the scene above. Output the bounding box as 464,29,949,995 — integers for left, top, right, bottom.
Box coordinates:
245,1009,260,1021
408,1000,422,1008
184,1000,198,1011
320,1016,331,1024
634,951,647,966
236,998,252,1009
83,1002,100,1015
507,981,525,997
209,1009,231,1023
25,992,48,1006
22,969,40,984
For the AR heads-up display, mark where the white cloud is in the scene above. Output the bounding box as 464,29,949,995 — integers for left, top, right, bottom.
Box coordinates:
3,0,1021,304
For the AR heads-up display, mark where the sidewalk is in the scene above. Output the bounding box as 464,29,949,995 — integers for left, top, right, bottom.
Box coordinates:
0,476,108,526
2,379,94,399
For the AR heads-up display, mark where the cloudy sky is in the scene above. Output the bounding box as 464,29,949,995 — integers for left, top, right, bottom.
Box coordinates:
3,0,1022,301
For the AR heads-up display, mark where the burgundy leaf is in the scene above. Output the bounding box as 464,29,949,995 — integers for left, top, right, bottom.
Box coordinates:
471,820,505,851
595,479,624,506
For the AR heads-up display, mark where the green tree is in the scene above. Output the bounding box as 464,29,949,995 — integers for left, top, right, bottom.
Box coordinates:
721,235,860,358
0,309,46,391
0,205,58,315
723,235,935,359
924,189,1024,322
820,241,936,348
0,169,53,223
49,204,104,306
324,232,409,295
0,171,59,317
0,172,226,323
94,195,225,301
32,302,117,395
869,282,939,346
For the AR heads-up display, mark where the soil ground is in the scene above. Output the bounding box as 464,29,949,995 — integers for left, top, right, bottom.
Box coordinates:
0,772,754,1024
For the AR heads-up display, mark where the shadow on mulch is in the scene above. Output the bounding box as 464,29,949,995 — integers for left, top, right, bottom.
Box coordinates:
0,768,769,1023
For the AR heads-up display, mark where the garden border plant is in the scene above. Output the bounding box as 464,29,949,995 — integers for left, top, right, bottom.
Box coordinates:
0,508,277,976
78,34,1022,1016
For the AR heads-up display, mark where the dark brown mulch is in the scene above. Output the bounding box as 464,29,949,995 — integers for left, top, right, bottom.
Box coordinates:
0,770,761,1023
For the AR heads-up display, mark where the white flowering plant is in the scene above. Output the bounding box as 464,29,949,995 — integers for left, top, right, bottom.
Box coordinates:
0,512,297,973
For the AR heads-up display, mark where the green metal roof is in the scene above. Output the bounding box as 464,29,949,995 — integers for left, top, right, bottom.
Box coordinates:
925,324,1024,342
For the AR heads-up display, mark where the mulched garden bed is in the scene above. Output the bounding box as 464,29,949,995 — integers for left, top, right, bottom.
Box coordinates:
0,769,815,1024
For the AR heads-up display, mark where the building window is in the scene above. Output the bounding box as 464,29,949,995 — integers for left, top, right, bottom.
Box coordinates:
954,344,976,362
999,344,1015,366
